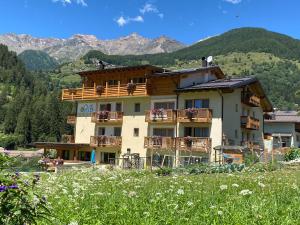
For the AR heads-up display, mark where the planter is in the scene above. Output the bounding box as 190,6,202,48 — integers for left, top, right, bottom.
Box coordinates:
184,136,193,147
127,83,136,95
185,108,196,120
96,85,104,95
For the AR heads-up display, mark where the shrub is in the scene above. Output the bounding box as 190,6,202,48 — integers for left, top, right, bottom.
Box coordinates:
284,148,300,161
156,167,173,176
0,133,19,150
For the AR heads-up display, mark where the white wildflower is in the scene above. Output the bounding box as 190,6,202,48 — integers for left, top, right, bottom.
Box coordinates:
240,189,253,196
156,192,162,196
68,221,78,225
210,205,216,209
220,185,228,190
62,188,68,194
177,189,184,195
258,182,266,188
128,191,137,198
292,183,298,190
187,201,193,206
143,212,150,217
92,177,101,181
232,183,239,188
217,210,223,216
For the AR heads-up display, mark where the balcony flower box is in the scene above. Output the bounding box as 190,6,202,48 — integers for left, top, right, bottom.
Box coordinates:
98,111,109,120
185,108,196,120
96,85,104,95
151,108,165,120
184,136,193,147
127,83,136,94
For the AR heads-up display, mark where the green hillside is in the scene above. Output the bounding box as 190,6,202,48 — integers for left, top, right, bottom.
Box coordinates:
83,27,300,67
18,50,58,71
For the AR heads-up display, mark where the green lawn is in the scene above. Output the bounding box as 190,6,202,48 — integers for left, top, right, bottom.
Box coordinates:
36,168,300,225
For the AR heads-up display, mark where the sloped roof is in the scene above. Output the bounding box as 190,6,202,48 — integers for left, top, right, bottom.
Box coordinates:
176,77,256,91
151,66,225,79
265,111,300,123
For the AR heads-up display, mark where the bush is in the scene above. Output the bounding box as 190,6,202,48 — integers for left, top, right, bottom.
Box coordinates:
156,167,173,176
285,148,300,161
0,133,19,150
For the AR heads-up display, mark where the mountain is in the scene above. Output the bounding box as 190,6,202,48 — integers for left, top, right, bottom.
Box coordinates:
18,50,58,71
83,28,300,67
0,33,185,62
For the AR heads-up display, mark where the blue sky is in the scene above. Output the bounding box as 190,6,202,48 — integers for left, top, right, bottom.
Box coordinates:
0,0,299,44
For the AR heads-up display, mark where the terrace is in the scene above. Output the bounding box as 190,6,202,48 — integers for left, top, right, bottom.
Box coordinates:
177,109,212,123
144,137,175,149
176,137,211,152
145,109,176,123
241,116,260,130
241,91,260,107
91,111,123,124
90,136,122,147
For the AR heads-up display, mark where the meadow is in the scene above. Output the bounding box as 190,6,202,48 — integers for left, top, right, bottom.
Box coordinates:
34,167,300,225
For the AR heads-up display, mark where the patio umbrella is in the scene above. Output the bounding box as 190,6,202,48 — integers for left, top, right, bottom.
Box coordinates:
91,149,96,165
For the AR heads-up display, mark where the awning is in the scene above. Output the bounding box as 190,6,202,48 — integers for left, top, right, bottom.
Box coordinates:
272,133,292,137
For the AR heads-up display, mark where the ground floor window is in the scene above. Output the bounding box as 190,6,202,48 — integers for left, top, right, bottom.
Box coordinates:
184,127,209,137
152,154,174,167
153,128,174,137
62,150,70,160
101,152,116,164
179,156,208,166
273,136,291,148
78,151,91,161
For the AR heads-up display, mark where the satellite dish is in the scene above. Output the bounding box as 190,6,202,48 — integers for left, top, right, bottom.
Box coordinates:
207,56,213,63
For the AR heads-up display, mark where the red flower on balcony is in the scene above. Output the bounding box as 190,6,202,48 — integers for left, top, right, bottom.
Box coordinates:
184,136,193,147
185,108,196,119
127,83,136,94
96,85,104,94
98,111,109,120
151,108,165,120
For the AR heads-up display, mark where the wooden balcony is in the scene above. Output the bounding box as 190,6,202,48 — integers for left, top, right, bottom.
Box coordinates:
61,135,75,144
62,83,148,101
241,92,260,107
176,137,211,152
241,141,262,149
145,109,176,123
91,111,123,124
144,137,175,149
90,136,122,148
177,109,212,123
67,115,76,124
241,116,260,130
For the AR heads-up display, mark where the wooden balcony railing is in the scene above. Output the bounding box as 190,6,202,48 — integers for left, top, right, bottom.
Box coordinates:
62,83,148,101
241,141,262,149
144,137,175,149
176,137,211,152
145,109,176,123
241,92,260,107
177,109,212,123
61,135,75,144
91,111,123,123
241,116,260,130
67,115,76,124
90,136,122,147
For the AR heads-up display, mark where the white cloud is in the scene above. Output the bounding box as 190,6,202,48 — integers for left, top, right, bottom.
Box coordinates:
52,0,87,6
139,3,163,19
115,15,144,27
224,0,242,4
140,3,158,14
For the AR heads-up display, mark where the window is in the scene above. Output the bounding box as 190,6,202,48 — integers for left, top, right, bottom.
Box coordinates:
114,127,122,136
98,127,105,136
101,152,116,164
130,77,146,84
153,128,174,137
185,99,209,109
133,128,139,137
134,103,141,112
100,103,111,111
107,80,118,85
116,103,122,112
154,102,175,109
184,127,209,137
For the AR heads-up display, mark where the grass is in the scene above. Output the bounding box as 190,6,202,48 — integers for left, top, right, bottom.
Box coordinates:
34,167,300,225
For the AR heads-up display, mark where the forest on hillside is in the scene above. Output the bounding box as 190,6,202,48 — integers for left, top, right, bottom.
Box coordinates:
0,44,73,149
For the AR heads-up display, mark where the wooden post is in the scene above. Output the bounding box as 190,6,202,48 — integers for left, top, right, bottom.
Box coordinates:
94,82,96,96
145,78,148,95
105,81,108,98
82,83,85,99
117,80,120,97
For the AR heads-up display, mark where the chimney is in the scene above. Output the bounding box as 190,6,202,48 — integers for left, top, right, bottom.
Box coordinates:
201,57,207,67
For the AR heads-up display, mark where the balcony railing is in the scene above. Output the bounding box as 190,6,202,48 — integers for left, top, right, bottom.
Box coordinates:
145,109,176,123
90,136,122,147
144,137,175,149
241,92,260,107
241,141,262,149
62,83,148,101
67,115,76,124
241,116,260,130
91,111,123,123
176,137,211,152
177,108,212,123
61,135,75,144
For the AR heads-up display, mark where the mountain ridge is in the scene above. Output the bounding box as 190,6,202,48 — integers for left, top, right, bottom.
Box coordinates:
0,32,185,62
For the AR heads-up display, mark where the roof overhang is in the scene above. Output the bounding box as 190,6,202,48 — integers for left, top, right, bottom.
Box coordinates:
34,142,90,150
